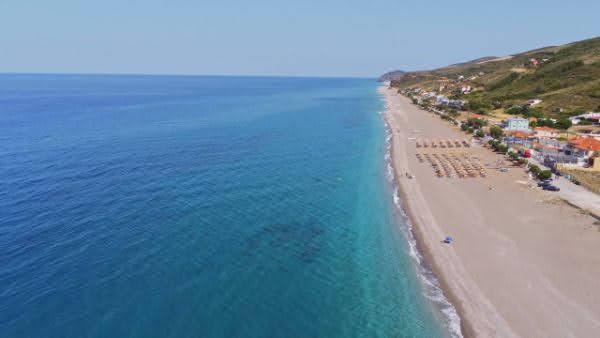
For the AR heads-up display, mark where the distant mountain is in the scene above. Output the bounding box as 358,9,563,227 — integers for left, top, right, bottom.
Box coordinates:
388,36,600,117
378,70,406,82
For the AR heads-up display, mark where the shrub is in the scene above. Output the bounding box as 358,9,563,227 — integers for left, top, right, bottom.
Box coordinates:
537,118,556,128
529,164,541,175
487,72,519,91
537,170,552,180
506,105,523,115
468,100,491,110
475,130,485,138
490,125,503,139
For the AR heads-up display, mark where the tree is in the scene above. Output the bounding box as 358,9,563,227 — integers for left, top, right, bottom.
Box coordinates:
555,118,572,130
466,117,487,129
490,125,503,139
537,170,552,180
537,119,555,128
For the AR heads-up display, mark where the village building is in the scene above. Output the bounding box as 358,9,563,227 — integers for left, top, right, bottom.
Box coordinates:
504,117,530,131
436,95,450,106
528,58,540,66
565,137,600,167
569,112,600,125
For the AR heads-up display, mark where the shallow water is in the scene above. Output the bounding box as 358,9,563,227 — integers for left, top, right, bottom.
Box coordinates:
0,74,450,337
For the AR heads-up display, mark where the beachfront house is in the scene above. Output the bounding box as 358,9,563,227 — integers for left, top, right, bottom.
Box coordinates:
504,118,530,132
565,137,600,167
504,131,534,151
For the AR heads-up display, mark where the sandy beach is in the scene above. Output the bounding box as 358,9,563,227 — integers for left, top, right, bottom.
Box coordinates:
382,86,600,337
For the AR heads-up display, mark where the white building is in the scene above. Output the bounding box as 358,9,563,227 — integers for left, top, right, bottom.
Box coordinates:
504,118,530,131
570,112,600,125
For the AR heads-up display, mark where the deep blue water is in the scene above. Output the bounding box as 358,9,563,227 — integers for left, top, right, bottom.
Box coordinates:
0,74,450,337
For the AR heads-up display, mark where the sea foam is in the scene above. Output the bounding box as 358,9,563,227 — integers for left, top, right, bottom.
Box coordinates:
384,122,463,338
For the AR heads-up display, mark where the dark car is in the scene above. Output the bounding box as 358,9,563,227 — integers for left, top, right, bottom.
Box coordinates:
542,185,560,191
537,180,552,187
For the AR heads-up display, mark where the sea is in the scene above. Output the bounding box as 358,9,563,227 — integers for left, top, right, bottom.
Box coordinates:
0,74,459,337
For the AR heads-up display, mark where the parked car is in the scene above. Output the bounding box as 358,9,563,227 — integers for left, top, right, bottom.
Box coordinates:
542,185,560,191
537,181,551,187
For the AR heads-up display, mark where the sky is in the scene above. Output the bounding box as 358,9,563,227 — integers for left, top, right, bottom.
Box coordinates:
0,0,598,78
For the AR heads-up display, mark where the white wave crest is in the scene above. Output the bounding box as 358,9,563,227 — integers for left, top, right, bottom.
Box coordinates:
383,126,463,338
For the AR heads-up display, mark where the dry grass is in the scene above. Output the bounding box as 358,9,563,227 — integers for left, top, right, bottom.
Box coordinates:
560,168,600,194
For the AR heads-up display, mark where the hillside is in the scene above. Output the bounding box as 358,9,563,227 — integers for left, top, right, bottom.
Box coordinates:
378,70,406,82
388,36,600,118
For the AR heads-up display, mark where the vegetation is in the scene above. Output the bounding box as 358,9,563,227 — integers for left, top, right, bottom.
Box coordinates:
488,139,508,154
389,36,600,119
537,170,553,180
465,117,487,129
529,164,541,176
558,167,600,194
489,125,503,139
536,118,572,129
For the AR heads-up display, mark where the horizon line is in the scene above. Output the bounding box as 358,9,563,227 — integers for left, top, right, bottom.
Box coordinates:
0,71,376,80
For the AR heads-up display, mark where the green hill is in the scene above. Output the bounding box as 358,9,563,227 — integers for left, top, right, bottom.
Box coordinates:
388,36,600,118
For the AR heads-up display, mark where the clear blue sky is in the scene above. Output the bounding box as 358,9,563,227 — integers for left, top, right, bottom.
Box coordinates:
1,0,598,77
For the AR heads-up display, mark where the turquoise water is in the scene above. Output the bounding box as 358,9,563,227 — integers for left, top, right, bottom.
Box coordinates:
0,75,451,337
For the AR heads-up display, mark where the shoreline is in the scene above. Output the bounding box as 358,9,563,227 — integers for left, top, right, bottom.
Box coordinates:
380,86,600,337
384,113,472,338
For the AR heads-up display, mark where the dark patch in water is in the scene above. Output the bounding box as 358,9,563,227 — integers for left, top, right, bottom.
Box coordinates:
240,221,326,266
